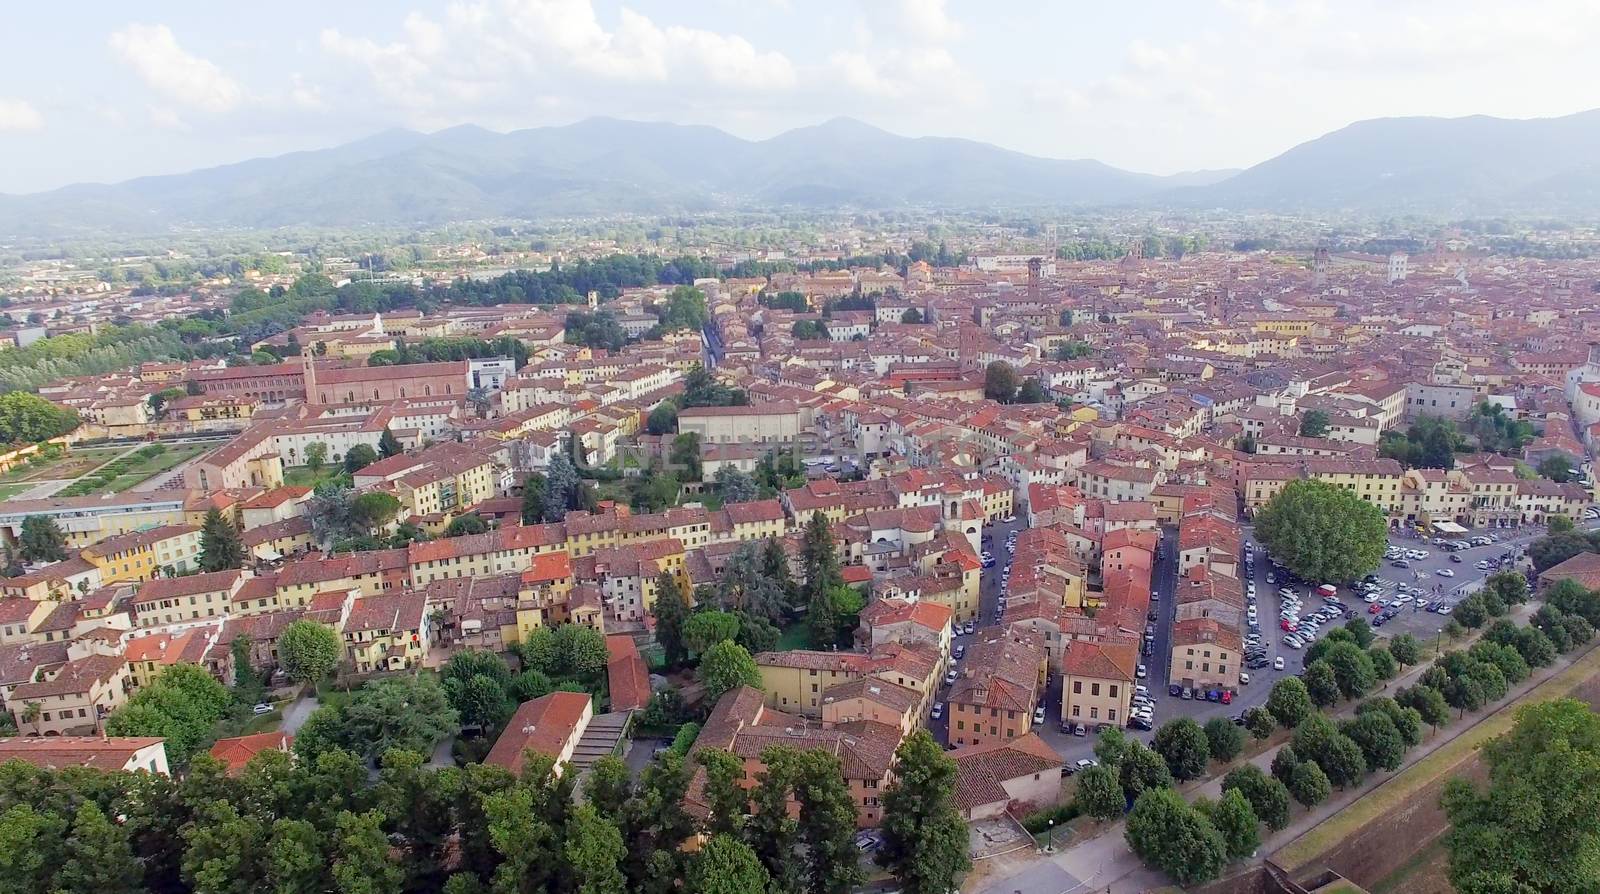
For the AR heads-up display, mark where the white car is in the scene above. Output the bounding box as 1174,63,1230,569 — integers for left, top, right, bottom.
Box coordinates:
1033,706,1045,725
1436,568,1455,577
1135,664,1147,678
1239,672,1251,686
1273,656,1286,671
931,702,944,719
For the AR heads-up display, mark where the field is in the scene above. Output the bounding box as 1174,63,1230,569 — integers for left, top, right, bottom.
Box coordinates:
54,443,210,497
0,483,35,500
284,465,349,489
0,446,127,483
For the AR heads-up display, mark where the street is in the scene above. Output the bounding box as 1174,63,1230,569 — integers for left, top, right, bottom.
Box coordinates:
927,516,1553,769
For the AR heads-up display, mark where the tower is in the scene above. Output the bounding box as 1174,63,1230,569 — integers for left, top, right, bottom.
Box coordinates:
1386,252,1409,285
1312,248,1329,287
301,349,319,405
1027,257,1042,302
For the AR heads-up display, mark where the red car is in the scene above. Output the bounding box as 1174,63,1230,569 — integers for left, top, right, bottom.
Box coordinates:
1280,619,1293,631
1368,603,1382,614
1220,691,1233,705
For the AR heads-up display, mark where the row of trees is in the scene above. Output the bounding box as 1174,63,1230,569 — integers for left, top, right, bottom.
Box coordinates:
982,361,1049,405
0,392,79,444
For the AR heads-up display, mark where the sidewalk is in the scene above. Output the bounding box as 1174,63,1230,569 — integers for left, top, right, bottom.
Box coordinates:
977,597,1559,894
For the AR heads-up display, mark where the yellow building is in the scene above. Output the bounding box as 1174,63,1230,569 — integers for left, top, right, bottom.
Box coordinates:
82,525,202,584
1061,641,1138,727
343,592,429,674
131,570,244,628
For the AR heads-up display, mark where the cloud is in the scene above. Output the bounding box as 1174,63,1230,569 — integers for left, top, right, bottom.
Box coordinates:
321,0,796,126
108,23,242,112
893,0,962,43
831,46,976,105
0,98,43,132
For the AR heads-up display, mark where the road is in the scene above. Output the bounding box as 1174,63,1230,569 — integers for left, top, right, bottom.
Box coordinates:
279,694,319,734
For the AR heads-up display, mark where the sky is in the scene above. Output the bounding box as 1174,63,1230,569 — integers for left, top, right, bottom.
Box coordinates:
2,0,1599,194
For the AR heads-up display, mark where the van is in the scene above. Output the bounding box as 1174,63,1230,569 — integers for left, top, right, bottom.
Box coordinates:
1316,584,1338,599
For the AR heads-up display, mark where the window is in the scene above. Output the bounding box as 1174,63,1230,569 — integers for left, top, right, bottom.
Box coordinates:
1185,660,1193,670
1073,680,1082,694
1091,682,1100,696
1071,705,1080,717
1089,707,1099,719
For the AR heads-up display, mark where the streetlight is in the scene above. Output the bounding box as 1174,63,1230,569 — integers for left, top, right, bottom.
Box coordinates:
1436,627,1444,652
1045,818,1056,853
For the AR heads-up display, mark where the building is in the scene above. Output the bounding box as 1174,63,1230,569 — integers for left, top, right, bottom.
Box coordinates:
484,691,594,776
208,731,293,775
1060,640,1137,728
0,735,169,775
1168,617,1242,693
949,733,1064,820
678,402,801,446
946,628,1046,748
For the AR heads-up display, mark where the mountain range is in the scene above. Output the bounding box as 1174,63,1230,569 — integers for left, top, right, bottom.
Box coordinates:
4,110,1599,233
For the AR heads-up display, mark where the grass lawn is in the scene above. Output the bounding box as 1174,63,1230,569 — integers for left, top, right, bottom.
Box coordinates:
53,443,212,497
0,483,35,500
775,622,811,651
284,465,349,489
0,446,127,483
1372,839,1452,894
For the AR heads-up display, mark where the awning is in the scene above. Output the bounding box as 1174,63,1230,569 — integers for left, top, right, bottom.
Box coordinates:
252,546,283,561
1432,521,1468,534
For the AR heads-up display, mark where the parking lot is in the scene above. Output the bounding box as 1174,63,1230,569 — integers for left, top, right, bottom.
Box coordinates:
926,517,1549,769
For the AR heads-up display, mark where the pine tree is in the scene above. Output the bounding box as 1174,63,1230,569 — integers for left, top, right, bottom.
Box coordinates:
55,801,146,894
802,512,842,648
17,514,67,563
378,427,402,458
199,507,244,572
876,731,971,894
652,571,690,669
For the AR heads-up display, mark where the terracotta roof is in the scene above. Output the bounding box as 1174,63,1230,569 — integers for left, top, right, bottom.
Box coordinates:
484,691,592,775
605,635,651,712
949,732,1064,813
208,732,293,775
0,736,166,772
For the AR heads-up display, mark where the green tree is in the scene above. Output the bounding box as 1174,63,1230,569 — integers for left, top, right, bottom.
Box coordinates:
565,803,627,894
1076,764,1125,821
1118,741,1174,802
303,441,328,473
1255,479,1387,582
875,731,971,894
983,361,1018,403
351,492,402,530
520,473,547,525
105,663,232,766
746,748,803,894
801,512,844,648
1206,788,1261,862
1453,594,1488,629
377,427,402,458
1304,660,1342,707
1094,726,1129,767
277,620,342,686
197,506,245,571
1153,718,1211,781
343,444,378,474
698,640,761,705
1245,706,1277,740
1289,761,1331,809
1221,764,1292,832
1537,454,1575,482
295,675,458,762
1324,641,1378,700
1442,699,1600,893
265,818,326,894
0,392,79,443
1124,787,1227,886
585,755,633,821
1340,711,1407,772
1292,713,1367,789
332,809,405,894
683,611,741,655
1299,410,1330,437
1267,677,1315,729
687,834,770,894
445,514,489,537
670,433,702,481
180,801,266,894
694,749,749,837
1343,617,1376,648
1357,697,1424,749
792,749,865,894
1270,745,1300,786
1389,633,1423,667
1014,378,1049,404
651,571,691,669
54,800,145,894
713,465,760,504
646,403,677,436
899,308,923,324
1204,716,1246,763
17,514,67,563
1368,646,1398,681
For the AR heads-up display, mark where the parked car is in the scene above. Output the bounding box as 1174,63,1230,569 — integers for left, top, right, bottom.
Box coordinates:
1181,687,1194,700
1169,684,1183,697
252,703,274,716
1135,664,1147,679
1220,690,1233,704
1239,672,1251,686
931,702,944,720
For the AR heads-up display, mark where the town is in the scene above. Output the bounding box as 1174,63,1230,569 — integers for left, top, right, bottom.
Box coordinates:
3,224,1600,893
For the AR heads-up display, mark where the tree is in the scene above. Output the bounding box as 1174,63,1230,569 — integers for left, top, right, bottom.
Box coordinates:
1304,660,1342,707
1206,788,1261,862
332,809,405,894
1357,697,1424,749
1093,726,1129,767
0,392,79,444
1118,741,1174,802
1453,594,1488,629
670,433,702,481
791,749,865,894
1538,454,1575,482
983,361,1018,403
17,515,67,563
1299,410,1330,438
1255,479,1387,583
54,800,145,894
1291,715,1367,789
343,444,378,474
1289,761,1331,809
1153,718,1211,782
1077,764,1125,821
713,465,759,504
1270,745,1299,786
1245,706,1276,740
687,834,770,894
899,308,923,324
683,611,741,655
875,731,970,894
1340,711,1406,772
304,441,328,472
1324,641,1378,700
695,749,749,837
1368,646,1398,681
565,803,627,894
1204,716,1246,763
520,473,547,526
295,676,458,762
1343,617,1376,648
646,403,677,436
801,512,844,648
1268,677,1315,728
698,640,760,705
105,663,231,766
1222,765,1292,832
1442,699,1600,893
1014,378,1049,404
277,620,342,686
378,427,403,458
1389,633,1423,667
1124,787,1227,886
196,506,245,572
652,572,690,669
445,514,488,537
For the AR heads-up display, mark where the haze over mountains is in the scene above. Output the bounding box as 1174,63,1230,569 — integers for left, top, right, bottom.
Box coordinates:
4,110,1599,234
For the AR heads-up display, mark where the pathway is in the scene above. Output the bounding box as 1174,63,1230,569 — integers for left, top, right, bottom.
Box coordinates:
978,597,1565,894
